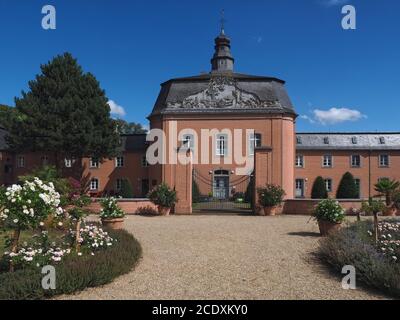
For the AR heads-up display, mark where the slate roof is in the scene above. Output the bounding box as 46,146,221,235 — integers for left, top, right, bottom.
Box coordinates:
118,134,148,153
296,133,400,150
149,72,296,117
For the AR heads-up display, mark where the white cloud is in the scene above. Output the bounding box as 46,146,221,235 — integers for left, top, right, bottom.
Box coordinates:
108,100,126,117
301,107,367,125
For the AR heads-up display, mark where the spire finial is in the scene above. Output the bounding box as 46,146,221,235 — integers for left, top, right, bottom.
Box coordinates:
220,9,226,35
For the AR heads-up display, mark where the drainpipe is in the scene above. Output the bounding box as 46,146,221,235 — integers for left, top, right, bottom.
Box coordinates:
368,149,372,199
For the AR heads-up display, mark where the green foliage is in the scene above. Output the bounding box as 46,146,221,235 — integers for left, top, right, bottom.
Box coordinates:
6,53,119,160
114,119,148,134
0,104,14,127
120,179,134,199
0,228,142,300
100,197,125,219
318,221,400,298
311,176,328,199
68,194,92,221
245,175,254,204
192,180,201,204
19,165,71,206
361,199,386,215
257,184,285,208
374,178,400,206
148,183,177,208
313,199,345,223
336,172,358,199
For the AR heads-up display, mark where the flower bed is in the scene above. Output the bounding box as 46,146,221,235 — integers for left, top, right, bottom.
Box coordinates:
0,226,141,300
318,219,400,298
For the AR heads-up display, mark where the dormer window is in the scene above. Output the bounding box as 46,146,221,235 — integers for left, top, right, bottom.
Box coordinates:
351,137,358,144
296,136,302,144
379,137,386,145
323,137,329,145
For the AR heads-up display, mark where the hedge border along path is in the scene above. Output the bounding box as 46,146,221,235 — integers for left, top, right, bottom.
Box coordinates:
0,228,142,300
318,220,400,298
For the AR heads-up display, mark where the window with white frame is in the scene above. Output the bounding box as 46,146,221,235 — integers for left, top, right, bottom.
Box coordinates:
216,134,228,156
249,133,262,156
17,156,25,168
90,157,99,168
141,155,149,167
322,155,333,168
325,179,333,192
182,134,194,151
354,179,361,198
116,178,123,191
90,178,99,191
115,156,124,168
295,154,304,168
351,155,361,167
379,154,389,167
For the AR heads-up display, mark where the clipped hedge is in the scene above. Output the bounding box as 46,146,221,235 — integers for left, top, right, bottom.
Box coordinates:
318,221,400,298
0,228,142,300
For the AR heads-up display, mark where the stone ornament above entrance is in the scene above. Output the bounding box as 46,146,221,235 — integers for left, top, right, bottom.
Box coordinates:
166,76,280,110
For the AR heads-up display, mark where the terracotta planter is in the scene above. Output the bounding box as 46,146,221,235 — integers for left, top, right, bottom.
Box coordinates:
384,207,397,217
318,220,342,236
263,206,277,216
101,218,124,230
158,206,171,216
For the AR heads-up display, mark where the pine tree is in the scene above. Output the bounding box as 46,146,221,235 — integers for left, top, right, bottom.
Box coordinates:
6,53,119,167
311,176,328,199
336,172,358,199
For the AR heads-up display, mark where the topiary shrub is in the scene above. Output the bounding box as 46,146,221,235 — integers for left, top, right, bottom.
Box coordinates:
0,227,142,300
336,172,358,199
311,176,328,199
120,179,134,199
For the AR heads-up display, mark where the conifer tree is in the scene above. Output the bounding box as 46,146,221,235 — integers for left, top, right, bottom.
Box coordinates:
311,176,328,199
336,172,358,199
6,53,119,167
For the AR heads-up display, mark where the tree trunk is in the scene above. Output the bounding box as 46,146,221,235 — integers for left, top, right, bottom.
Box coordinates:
75,219,81,252
373,212,379,243
10,229,21,272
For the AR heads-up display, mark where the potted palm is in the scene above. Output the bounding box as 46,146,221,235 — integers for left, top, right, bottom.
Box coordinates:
100,197,125,230
313,199,345,236
148,183,177,216
257,184,286,216
374,178,400,216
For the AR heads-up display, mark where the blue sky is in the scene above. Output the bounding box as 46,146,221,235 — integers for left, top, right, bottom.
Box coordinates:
0,0,399,132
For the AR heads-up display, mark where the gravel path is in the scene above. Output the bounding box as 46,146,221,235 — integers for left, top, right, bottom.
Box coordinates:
60,215,387,300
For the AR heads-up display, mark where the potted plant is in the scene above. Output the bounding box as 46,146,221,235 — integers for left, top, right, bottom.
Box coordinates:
99,197,125,229
148,183,177,216
374,178,400,216
257,184,286,216
313,199,345,236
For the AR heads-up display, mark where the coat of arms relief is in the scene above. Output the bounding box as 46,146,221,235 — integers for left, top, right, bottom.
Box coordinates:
167,77,278,109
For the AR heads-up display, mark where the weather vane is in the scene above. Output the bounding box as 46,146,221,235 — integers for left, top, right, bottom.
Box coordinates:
220,9,226,34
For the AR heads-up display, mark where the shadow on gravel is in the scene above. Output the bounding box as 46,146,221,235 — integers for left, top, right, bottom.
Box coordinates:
287,231,321,238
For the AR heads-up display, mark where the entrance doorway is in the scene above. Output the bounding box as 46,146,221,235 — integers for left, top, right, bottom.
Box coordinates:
192,168,253,214
295,179,305,198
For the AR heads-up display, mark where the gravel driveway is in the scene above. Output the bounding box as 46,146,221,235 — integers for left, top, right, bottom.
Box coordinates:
60,215,387,300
